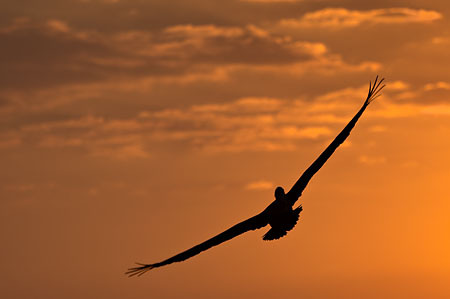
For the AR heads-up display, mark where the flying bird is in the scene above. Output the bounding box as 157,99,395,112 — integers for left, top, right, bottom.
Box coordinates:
126,76,385,277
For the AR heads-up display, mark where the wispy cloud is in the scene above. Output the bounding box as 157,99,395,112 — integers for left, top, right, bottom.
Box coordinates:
155,24,328,64
424,81,450,91
0,132,21,148
0,19,331,93
0,95,337,156
389,81,410,91
359,155,386,165
421,105,450,116
91,144,149,159
245,180,274,191
6,81,450,157
280,8,442,29
45,19,70,33
368,125,387,133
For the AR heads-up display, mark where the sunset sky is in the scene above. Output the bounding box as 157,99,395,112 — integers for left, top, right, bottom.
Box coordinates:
2,0,450,298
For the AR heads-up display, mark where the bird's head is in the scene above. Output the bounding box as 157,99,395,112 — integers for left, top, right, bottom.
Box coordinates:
274,186,285,200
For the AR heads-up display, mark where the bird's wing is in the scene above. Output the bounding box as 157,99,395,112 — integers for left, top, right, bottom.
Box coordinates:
126,211,269,277
286,76,385,205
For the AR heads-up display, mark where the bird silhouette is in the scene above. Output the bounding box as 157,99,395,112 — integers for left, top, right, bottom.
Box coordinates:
126,76,385,277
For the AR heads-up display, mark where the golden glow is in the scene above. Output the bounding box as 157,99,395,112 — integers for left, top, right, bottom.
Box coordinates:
1,0,450,298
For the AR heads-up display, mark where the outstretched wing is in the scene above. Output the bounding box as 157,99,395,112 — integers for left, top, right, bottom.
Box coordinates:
286,76,385,205
126,211,269,277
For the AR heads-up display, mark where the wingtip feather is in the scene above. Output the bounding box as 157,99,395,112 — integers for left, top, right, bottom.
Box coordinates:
365,75,385,105
125,263,155,277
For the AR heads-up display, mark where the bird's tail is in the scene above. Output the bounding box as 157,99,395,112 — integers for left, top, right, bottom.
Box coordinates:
125,263,156,277
365,75,385,105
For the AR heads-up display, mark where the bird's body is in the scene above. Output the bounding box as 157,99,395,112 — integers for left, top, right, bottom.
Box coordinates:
126,76,385,277
264,203,302,241
266,197,293,227
260,188,302,240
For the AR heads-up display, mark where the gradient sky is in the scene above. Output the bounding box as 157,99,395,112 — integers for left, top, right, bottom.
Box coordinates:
2,0,450,298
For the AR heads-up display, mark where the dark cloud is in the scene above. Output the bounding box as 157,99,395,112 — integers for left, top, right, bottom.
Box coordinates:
151,24,327,65
0,19,328,91
0,19,117,90
1,0,448,151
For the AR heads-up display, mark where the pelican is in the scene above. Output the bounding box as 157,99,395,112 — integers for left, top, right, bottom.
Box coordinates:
126,76,385,277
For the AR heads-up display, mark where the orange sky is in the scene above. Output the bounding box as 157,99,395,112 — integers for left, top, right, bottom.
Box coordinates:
2,0,450,298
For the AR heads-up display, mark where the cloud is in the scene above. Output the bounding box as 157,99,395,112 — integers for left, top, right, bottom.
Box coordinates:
431,37,450,45
0,19,331,94
358,155,386,165
368,125,387,133
0,132,21,148
155,24,327,64
0,95,338,156
5,80,450,157
45,19,70,33
0,18,119,89
0,55,383,128
0,16,390,123
389,81,410,91
3,182,56,193
280,8,442,29
239,57,381,78
370,99,450,119
139,96,336,152
91,144,149,159
424,81,450,91
245,180,274,191
421,105,450,116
